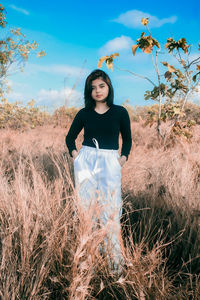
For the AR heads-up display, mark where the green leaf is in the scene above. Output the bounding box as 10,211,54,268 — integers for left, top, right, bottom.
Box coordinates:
192,74,197,82
152,38,160,48
164,71,172,81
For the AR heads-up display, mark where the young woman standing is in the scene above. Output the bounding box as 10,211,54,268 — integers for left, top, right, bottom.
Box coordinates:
66,69,132,267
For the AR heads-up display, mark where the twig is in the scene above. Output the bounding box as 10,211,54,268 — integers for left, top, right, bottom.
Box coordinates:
114,65,156,87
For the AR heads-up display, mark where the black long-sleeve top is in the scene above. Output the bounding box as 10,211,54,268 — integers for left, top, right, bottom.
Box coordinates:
65,104,132,160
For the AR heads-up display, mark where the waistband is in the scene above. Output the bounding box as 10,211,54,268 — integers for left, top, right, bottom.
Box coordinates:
81,145,118,154
81,138,118,153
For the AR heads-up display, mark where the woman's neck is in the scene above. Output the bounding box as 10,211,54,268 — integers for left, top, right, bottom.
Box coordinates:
94,102,109,112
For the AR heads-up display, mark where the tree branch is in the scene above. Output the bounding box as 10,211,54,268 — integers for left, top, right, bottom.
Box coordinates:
114,65,156,87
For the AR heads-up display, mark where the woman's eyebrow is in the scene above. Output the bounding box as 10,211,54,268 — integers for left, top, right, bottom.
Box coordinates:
91,83,105,88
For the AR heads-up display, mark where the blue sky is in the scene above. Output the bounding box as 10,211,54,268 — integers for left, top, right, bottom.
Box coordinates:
3,0,200,111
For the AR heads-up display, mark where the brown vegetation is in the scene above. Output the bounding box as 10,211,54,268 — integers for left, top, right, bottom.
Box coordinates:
0,117,199,299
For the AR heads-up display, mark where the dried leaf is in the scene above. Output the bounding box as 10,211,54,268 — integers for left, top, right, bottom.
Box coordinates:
106,58,113,71
140,32,145,38
173,107,181,115
180,59,186,66
161,61,168,66
165,43,169,49
132,45,138,56
98,55,108,68
110,52,119,59
152,38,160,48
164,71,172,81
197,65,200,71
37,50,46,58
141,17,149,26
142,45,152,54
98,53,119,70
168,65,176,73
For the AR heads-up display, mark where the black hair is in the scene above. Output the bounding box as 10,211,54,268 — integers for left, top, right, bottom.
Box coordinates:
84,69,114,109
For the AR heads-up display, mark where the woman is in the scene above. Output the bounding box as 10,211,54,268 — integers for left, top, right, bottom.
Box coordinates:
66,69,132,267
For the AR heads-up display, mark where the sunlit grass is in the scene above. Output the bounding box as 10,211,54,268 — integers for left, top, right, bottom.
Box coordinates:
0,122,199,299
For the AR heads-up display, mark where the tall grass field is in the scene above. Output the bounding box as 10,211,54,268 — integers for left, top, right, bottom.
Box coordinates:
0,108,200,299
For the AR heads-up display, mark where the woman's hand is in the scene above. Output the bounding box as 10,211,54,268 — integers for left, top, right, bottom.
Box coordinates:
72,150,79,161
118,155,127,167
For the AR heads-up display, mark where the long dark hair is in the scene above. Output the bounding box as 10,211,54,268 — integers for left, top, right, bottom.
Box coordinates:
84,69,114,109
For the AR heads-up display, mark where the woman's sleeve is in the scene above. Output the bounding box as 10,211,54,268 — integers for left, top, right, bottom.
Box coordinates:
120,107,132,160
65,110,84,157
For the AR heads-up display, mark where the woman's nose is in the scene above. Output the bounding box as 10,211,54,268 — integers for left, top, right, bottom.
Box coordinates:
96,86,101,92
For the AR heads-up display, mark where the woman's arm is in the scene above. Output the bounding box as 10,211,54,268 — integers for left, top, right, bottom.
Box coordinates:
65,110,84,158
119,107,132,163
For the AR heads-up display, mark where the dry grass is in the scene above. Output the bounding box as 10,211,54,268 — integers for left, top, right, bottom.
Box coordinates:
0,122,199,299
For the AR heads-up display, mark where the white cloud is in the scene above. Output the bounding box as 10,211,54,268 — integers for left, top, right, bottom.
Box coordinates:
112,10,177,29
9,4,29,16
99,35,134,55
6,91,28,103
36,88,83,110
26,63,89,77
6,87,83,111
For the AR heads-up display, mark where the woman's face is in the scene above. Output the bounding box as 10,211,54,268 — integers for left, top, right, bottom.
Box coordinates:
91,78,109,103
